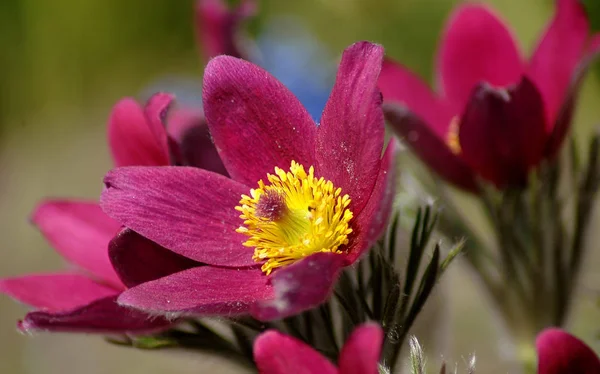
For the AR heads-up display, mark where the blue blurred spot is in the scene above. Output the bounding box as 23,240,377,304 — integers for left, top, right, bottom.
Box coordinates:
142,16,333,123
251,16,334,123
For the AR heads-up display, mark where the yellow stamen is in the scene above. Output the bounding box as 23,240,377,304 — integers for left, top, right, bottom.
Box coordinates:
235,161,353,275
446,116,462,155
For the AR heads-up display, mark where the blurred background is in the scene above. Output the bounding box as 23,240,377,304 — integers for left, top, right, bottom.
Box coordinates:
1,0,600,373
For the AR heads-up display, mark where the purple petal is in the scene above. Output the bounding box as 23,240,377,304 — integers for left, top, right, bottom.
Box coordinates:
338,323,383,374
109,228,201,288
316,41,385,214
379,58,453,137
252,252,345,321
195,0,256,59
346,139,398,264
253,330,337,374
166,108,229,175
202,55,316,187
32,200,122,286
102,166,255,267
384,103,478,192
437,4,524,112
19,295,171,334
545,34,600,158
536,328,600,374
0,273,118,311
459,78,547,188
108,94,172,167
528,0,589,128
118,267,272,317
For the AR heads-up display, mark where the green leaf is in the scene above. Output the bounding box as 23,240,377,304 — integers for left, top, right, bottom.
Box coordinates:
386,211,401,263
230,325,255,361
408,336,426,374
382,281,401,330
130,336,179,349
405,245,440,329
440,239,465,273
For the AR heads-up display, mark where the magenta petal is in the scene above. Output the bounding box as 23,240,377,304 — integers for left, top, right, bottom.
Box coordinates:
0,273,118,311
437,4,524,112
253,330,337,374
316,41,385,214
145,93,175,143
167,108,229,175
459,78,547,188
384,103,478,192
379,58,452,137
108,94,172,167
252,253,345,321
528,0,589,128
32,200,122,286
202,56,316,187
109,228,201,288
195,0,255,59
117,267,272,317
102,166,255,267
536,328,600,374
545,34,600,159
19,295,171,334
346,140,398,264
338,323,383,374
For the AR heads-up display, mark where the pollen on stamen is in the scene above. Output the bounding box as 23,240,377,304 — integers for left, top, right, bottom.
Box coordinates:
235,161,354,275
446,116,462,155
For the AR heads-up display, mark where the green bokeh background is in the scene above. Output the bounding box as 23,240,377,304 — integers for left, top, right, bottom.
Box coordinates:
0,1,599,373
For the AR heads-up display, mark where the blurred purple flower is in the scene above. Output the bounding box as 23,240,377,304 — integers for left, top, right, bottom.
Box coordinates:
536,328,600,374
0,94,207,334
380,0,600,190
254,323,383,374
195,0,256,60
101,42,397,321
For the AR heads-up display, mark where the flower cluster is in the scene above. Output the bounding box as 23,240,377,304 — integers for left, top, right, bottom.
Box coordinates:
380,0,600,190
1,0,600,373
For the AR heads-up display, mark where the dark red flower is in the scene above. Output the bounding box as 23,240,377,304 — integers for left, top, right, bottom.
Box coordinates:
536,328,600,374
379,0,600,190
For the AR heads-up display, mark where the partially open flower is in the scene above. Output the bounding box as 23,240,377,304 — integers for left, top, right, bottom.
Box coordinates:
102,41,397,321
0,95,202,333
254,322,383,374
379,0,600,190
536,328,600,374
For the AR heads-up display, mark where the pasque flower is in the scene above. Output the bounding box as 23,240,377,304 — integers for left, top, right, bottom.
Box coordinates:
536,328,600,374
253,323,383,374
0,94,207,333
101,41,397,320
195,0,256,60
379,0,600,190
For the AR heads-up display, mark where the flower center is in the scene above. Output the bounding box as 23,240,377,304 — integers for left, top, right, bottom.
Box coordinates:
235,161,353,275
446,116,462,155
